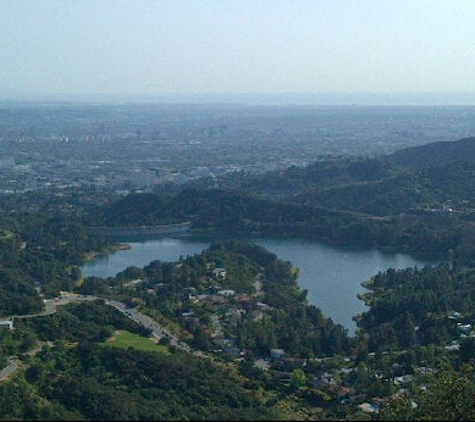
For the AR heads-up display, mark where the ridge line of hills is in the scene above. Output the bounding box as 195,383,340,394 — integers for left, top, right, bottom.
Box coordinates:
83,135,475,260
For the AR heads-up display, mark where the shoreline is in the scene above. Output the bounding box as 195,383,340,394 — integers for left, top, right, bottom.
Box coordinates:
83,242,132,263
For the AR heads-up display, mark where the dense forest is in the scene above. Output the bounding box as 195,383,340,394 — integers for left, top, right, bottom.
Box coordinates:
0,213,109,315
358,263,475,352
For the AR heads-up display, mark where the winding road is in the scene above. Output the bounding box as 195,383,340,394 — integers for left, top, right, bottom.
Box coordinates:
0,292,205,382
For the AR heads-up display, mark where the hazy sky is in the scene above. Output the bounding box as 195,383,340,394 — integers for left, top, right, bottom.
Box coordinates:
1,0,475,100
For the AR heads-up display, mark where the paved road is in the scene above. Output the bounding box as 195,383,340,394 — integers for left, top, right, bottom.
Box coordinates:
8,292,200,355
57,293,198,355
0,359,18,382
8,299,56,320
104,298,194,353
0,341,53,383
0,292,206,382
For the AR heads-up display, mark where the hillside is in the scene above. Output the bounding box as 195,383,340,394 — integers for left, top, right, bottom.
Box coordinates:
83,135,475,260
387,136,475,168
5,135,475,420
223,136,475,216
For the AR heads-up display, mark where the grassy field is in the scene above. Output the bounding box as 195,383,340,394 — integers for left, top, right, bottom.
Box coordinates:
102,330,170,354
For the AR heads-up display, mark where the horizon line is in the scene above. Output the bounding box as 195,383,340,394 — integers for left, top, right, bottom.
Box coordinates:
1,91,475,106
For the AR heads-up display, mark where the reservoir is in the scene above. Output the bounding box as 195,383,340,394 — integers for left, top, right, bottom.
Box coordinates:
82,233,439,334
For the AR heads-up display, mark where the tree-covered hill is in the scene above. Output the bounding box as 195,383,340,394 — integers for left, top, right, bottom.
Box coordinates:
291,160,475,215
84,135,475,259
387,136,475,168
195,136,475,215
224,137,475,216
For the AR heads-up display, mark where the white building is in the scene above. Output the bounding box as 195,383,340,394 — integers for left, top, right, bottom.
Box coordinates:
212,268,226,279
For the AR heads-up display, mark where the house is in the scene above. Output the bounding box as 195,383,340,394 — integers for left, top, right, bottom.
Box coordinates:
180,312,200,328
257,302,274,311
227,309,244,327
217,289,235,297
224,346,242,358
282,357,307,370
212,268,226,279
394,375,414,386
254,358,270,371
310,372,338,389
417,366,436,375
183,287,198,300
203,294,226,304
124,278,146,287
236,296,253,312
235,294,252,306
213,338,241,357
448,311,462,320
358,402,379,413
0,320,13,330
270,348,285,359
253,278,264,293
445,343,460,351
457,323,472,333
328,384,354,397
196,294,226,304
183,287,197,295
250,309,264,321
279,372,293,384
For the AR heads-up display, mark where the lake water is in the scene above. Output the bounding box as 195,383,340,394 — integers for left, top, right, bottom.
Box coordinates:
82,233,439,334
